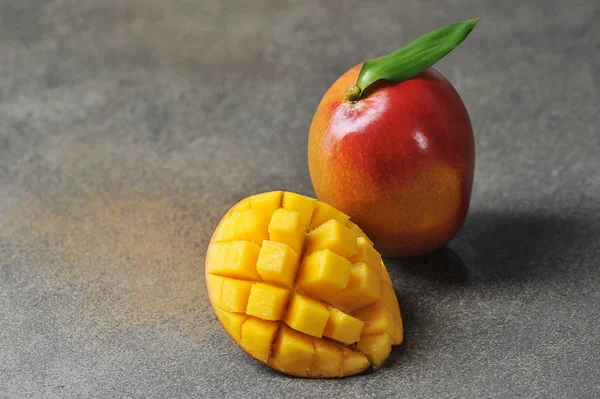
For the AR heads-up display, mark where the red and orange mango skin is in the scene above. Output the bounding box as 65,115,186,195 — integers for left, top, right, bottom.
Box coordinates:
308,64,475,257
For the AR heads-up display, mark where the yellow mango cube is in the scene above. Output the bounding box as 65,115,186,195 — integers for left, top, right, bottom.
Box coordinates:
341,348,370,376
206,242,229,271
220,277,253,313
232,197,252,212
323,307,364,345
250,191,282,217
296,249,351,298
245,283,290,321
204,274,224,307
345,220,374,246
325,262,381,312
305,219,358,258
309,201,350,230
271,326,315,377
213,307,248,342
282,192,317,230
240,317,279,362
309,340,343,378
213,216,237,242
206,241,261,281
284,293,330,337
357,333,393,368
268,208,305,254
256,241,300,288
350,237,382,272
352,294,395,338
231,209,269,244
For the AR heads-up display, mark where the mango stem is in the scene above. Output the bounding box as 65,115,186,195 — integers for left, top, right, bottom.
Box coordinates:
344,84,361,102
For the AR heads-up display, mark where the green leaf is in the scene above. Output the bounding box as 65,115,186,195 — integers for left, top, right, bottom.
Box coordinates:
354,18,478,99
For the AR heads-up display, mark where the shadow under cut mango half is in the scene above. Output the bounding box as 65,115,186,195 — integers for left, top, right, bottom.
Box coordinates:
205,191,403,378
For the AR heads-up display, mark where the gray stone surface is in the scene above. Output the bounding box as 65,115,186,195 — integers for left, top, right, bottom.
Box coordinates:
0,0,599,397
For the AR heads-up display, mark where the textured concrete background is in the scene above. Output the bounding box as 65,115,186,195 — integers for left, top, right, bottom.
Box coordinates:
0,0,599,398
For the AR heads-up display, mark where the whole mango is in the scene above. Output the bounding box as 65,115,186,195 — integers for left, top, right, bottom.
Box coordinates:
308,19,478,257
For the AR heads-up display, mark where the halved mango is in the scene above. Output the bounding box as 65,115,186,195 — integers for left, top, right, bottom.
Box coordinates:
205,191,403,378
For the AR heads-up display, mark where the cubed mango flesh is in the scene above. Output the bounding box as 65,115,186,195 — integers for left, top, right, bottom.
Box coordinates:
214,208,270,245
206,241,261,281
296,249,351,298
256,240,300,288
305,219,358,258
268,208,305,254
309,340,343,378
282,192,317,230
341,347,370,376
213,307,247,342
245,283,290,321
323,307,364,345
323,262,381,313
250,191,282,217
231,209,269,244
352,281,403,344
271,326,315,377
205,191,403,378
220,277,253,313
284,293,330,338
212,216,237,242
240,317,279,362
351,237,382,272
309,201,350,230
357,333,394,368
